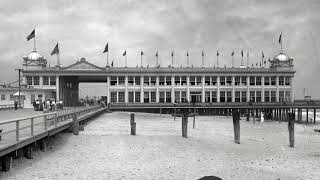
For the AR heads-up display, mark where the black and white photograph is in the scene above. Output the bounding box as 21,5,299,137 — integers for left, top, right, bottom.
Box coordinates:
0,0,319,179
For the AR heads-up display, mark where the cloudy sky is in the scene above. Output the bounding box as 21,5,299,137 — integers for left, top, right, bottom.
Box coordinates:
0,0,319,98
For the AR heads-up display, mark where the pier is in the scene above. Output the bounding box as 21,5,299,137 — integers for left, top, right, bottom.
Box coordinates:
0,105,105,171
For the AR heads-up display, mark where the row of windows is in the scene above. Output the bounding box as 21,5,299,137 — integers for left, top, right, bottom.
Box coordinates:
110,90,291,103
26,76,56,86
0,94,14,101
109,76,292,86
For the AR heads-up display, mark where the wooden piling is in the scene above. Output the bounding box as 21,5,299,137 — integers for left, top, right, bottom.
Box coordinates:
130,113,136,135
182,114,188,138
39,138,48,152
288,112,295,148
72,113,79,135
23,145,33,159
1,155,12,172
193,107,196,129
232,109,240,144
306,108,309,123
314,108,316,124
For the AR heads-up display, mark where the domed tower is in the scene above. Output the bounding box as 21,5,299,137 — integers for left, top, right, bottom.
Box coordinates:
269,52,293,70
22,50,47,70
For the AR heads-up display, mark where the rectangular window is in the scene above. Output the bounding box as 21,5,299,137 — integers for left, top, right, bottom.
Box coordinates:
129,92,134,103
220,91,225,102
205,91,210,102
150,77,156,86
26,76,32,85
279,76,284,86
175,91,180,103
166,76,171,86
181,91,187,102
33,76,39,85
279,91,285,102
226,76,232,86
196,76,202,86
285,77,291,85
111,92,117,102
190,76,196,86
128,76,134,86
43,76,49,85
271,91,276,102
159,76,165,86
256,91,261,102
286,91,291,102
144,76,150,86
10,94,14,100
144,92,149,103
159,92,165,103
226,91,232,102
118,76,125,85
271,76,276,85
241,76,247,86
118,92,125,102
166,92,171,103
265,91,270,102
135,92,140,103
264,77,270,86
205,77,210,86
235,91,241,102
135,76,141,85
110,76,117,86
175,76,180,86
181,77,187,86
220,76,225,86
50,76,56,85
211,91,217,102
1,94,5,100
250,91,255,102
250,77,255,86
241,91,247,102
150,92,156,102
235,77,240,86
211,76,217,86
256,77,261,86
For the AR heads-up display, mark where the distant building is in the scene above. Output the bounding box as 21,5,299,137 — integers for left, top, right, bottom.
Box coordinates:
21,49,295,106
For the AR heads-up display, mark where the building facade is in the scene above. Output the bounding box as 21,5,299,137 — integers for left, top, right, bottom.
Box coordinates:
21,50,295,106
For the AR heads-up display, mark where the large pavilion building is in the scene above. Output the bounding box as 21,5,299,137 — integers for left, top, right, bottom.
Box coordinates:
20,49,295,107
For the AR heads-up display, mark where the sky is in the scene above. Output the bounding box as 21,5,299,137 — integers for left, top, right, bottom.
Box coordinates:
0,0,320,99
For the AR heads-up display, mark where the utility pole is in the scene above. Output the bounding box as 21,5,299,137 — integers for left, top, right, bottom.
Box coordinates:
15,68,23,108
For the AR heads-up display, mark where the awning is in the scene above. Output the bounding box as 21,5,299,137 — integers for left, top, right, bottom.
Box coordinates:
13,91,26,96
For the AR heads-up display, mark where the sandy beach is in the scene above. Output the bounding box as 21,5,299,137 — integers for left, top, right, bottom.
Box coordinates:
0,111,320,180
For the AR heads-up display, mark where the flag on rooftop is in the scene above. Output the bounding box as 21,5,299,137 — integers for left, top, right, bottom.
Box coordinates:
202,50,204,56
241,49,243,57
123,50,126,56
278,32,282,44
155,51,158,57
50,43,59,56
26,29,35,41
141,50,143,56
187,51,189,56
216,50,219,56
103,43,108,53
262,51,265,58
171,51,174,57
231,51,234,56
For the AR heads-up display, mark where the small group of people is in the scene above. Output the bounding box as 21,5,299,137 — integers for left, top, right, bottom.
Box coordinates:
33,99,63,111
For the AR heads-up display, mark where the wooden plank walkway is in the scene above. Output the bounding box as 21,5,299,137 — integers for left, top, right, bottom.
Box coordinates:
0,105,106,157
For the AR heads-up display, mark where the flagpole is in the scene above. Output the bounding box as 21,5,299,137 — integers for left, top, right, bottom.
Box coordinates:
232,56,234,68
217,53,219,68
107,52,109,66
202,55,204,68
187,54,189,68
125,55,127,68
33,32,36,50
140,50,142,68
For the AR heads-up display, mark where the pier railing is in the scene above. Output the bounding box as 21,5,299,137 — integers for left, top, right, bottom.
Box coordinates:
0,105,102,143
